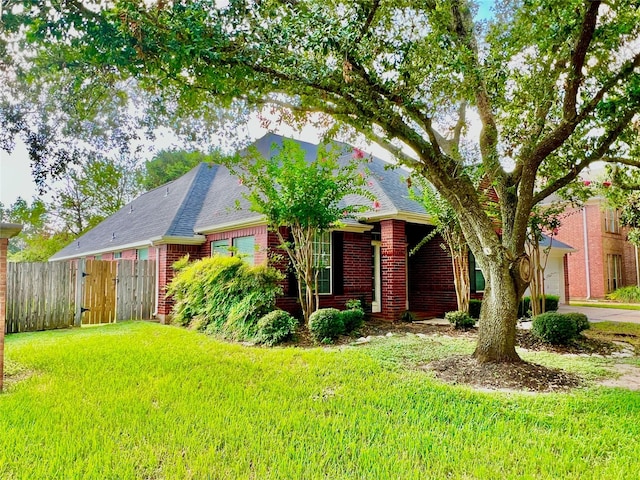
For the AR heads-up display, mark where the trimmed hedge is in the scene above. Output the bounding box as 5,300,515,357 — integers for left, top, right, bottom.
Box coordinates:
469,295,559,319
563,312,590,333
518,295,560,317
340,309,364,333
309,308,344,343
255,310,298,346
445,311,476,330
532,312,581,345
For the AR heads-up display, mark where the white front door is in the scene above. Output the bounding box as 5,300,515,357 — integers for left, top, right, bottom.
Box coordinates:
371,241,381,313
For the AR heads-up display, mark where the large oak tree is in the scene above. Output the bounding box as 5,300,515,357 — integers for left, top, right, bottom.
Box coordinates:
3,0,640,362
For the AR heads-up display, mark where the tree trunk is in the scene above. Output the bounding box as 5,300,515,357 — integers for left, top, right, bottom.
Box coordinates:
473,254,528,363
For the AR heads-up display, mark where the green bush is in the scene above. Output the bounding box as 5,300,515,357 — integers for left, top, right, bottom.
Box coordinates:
340,309,364,333
255,310,298,346
518,295,560,317
607,286,640,303
309,308,344,343
469,299,482,319
563,312,590,333
445,310,476,330
531,312,578,345
167,256,283,341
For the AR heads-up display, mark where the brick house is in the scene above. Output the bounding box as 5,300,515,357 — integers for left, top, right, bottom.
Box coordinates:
554,198,640,300
51,134,574,322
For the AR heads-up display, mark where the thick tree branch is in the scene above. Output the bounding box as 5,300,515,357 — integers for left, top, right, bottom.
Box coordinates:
532,108,639,204
562,1,600,120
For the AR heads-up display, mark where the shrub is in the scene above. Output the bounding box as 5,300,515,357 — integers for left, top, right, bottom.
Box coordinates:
469,299,482,319
518,295,560,318
255,310,298,346
345,298,363,311
309,308,344,343
607,286,640,303
340,309,365,333
167,256,283,341
531,312,578,345
445,310,476,330
563,312,590,333
398,310,416,323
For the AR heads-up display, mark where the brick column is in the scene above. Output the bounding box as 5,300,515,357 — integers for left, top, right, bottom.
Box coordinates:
156,244,203,324
380,219,407,321
1,223,23,392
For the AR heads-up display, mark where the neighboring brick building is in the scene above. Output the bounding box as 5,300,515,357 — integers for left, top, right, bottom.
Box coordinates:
555,198,639,300
51,134,574,322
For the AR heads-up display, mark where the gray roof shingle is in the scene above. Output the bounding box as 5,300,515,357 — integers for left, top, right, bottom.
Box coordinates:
52,134,431,260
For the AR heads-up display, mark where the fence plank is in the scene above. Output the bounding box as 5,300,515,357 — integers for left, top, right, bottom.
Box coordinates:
7,259,155,333
6,261,77,333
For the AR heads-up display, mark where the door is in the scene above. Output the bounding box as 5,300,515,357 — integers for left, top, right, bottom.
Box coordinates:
82,260,117,324
371,241,381,313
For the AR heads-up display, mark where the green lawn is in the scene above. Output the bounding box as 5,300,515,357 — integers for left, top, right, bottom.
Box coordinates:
1,322,639,479
569,301,640,311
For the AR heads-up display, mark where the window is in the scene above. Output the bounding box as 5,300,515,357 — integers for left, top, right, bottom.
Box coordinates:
95,254,102,260
232,236,255,265
314,231,332,294
606,254,623,293
114,252,122,259
137,248,149,260
604,208,620,234
469,252,486,292
211,240,230,256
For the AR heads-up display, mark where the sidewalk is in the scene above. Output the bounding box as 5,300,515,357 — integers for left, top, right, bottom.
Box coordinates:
558,304,640,324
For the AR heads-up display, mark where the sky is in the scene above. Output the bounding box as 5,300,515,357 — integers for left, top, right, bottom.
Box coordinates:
0,1,496,207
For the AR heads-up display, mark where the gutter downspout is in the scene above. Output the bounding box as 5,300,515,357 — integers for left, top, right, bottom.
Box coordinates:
582,207,591,299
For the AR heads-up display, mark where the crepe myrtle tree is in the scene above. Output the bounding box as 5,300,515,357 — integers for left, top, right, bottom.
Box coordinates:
228,139,372,324
7,0,640,362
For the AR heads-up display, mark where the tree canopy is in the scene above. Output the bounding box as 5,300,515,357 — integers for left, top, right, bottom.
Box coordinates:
3,0,640,362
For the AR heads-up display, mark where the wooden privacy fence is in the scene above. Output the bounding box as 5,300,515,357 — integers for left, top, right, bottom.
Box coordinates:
6,261,76,333
6,259,156,333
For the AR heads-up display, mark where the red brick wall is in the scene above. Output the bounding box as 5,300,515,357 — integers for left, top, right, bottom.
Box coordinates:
406,224,458,316
380,219,407,320
157,244,204,320
274,230,373,318
204,225,269,265
555,200,638,299
622,226,639,287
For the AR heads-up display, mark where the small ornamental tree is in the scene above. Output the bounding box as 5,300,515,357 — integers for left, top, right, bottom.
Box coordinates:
228,139,372,324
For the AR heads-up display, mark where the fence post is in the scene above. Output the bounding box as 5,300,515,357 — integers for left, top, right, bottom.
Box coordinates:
1,223,23,393
74,258,85,327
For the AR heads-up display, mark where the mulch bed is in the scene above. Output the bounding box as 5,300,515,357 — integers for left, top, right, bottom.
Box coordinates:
427,355,582,393
283,318,630,392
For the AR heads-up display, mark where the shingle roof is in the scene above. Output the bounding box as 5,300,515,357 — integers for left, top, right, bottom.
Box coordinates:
52,134,431,260
51,163,216,260
539,234,576,251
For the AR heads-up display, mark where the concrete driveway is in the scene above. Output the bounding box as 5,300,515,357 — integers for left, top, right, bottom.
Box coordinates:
558,304,640,324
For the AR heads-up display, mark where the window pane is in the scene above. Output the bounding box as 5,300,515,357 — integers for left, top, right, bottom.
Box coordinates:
313,231,332,294
232,236,255,265
475,269,485,292
211,240,230,256
137,248,149,260
114,252,122,259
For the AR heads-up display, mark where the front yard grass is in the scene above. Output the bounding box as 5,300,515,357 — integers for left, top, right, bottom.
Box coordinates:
569,301,640,310
1,322,639,479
